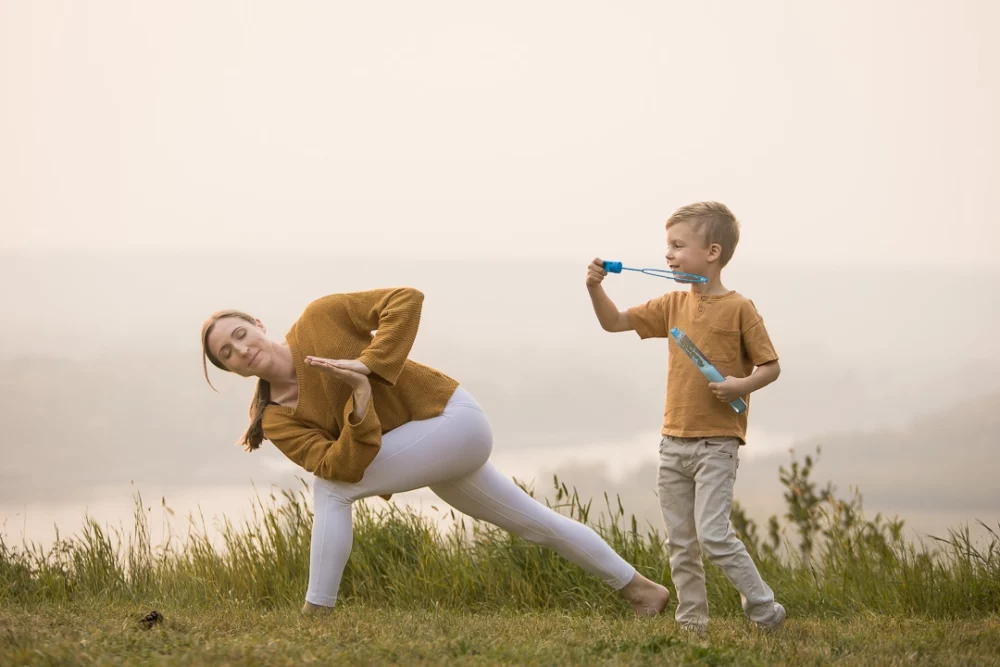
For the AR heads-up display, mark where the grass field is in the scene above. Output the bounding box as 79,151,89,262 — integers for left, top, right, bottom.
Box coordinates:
2,451,998,665
3,603,1000,666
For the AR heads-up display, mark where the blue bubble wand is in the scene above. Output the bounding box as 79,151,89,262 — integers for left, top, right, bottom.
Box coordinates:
602,260,707,284
670,327,748,414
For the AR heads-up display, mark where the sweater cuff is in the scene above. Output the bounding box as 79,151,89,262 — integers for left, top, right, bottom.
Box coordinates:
357,352,404,387
345,394,381,434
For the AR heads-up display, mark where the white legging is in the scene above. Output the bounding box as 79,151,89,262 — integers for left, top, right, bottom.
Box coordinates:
306,386,637,606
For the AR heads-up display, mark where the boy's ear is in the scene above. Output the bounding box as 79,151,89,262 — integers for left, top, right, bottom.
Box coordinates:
706,243,723,263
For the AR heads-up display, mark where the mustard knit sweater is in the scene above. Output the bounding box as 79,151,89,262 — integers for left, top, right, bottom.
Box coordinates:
262,288,459,485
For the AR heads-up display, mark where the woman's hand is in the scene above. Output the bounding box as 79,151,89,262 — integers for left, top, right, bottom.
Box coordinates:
317,358,371,375
305,356,372,423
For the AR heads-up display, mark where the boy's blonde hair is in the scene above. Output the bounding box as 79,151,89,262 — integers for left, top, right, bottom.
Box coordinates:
666,201,741,267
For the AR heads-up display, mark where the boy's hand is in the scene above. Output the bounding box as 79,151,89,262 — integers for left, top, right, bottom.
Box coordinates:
707,376,747,404
586,257,608,288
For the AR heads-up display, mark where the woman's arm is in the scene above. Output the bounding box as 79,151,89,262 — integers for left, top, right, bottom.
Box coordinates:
343,287,425,386
265,396,382,483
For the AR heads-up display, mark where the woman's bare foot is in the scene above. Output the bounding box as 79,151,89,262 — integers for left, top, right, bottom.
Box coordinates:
619,572,671,617
301,601,332,615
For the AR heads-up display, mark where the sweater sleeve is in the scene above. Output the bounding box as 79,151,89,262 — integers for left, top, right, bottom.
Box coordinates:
346,287,425,386
264,395,382,483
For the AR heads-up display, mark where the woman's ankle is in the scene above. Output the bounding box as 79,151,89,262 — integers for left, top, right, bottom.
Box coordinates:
619,573,670,616
301,600,332,614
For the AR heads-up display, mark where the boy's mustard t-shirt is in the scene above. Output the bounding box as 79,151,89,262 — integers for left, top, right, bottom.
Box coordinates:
627,290,778,443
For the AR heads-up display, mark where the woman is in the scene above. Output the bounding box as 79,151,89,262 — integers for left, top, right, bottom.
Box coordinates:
201,286,669,614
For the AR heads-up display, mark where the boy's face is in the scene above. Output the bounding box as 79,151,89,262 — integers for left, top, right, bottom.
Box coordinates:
665,220,721,277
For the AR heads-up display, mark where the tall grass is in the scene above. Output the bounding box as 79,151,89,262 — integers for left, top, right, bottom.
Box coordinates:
1,450,997,618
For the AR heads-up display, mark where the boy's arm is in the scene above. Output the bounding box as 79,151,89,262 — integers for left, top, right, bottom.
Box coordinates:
708,359,780,402
743,360,781,392
585,258,633,332
709,301,781,402
587,288,634,332
708,360,780,403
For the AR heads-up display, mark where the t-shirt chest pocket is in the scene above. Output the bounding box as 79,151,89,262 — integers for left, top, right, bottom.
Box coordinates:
702,325,741,364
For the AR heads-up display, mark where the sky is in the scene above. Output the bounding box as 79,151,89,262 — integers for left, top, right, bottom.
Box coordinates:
1,1,998,549
2,0,998,265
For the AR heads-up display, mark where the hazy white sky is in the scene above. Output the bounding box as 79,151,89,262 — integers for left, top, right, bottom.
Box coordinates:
2,1,997,265
2,2,999,548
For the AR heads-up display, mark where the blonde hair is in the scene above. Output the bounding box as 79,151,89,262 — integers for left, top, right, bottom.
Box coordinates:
200,310,270,452
666,201,741,267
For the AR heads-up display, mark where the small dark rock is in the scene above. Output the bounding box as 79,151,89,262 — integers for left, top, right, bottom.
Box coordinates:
139,610,163,629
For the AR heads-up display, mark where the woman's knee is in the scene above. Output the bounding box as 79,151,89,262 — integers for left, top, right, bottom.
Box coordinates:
313,476,353,507
476,422,494,461
454,406,494,462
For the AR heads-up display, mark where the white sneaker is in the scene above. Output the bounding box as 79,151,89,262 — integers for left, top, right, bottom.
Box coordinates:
679,620,708,636
755,602,785,631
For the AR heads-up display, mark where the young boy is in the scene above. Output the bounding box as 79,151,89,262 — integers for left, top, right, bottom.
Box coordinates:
585,201,785,632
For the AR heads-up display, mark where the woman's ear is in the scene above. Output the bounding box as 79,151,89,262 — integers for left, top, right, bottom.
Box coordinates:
254,318,266,334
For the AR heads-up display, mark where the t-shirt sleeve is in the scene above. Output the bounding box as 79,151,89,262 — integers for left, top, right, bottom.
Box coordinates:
626,294,671,339
741,300,779,366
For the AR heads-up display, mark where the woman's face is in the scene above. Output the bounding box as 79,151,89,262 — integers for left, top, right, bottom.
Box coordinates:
206,316,271,378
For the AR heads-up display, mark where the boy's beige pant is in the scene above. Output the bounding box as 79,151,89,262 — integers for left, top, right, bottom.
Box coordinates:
658,435,777,628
